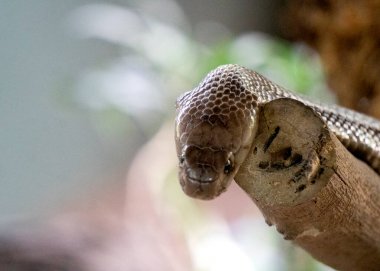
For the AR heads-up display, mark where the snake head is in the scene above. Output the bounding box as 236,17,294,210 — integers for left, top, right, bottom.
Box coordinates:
177,143,235,200
175,65,258,200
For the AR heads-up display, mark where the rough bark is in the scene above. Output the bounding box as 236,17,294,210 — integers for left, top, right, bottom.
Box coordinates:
234,98,380,271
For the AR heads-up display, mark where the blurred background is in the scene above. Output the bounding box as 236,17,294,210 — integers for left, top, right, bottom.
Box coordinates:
0,0,362,270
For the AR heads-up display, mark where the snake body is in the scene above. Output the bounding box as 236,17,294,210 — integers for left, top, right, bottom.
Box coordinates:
175,64,380,199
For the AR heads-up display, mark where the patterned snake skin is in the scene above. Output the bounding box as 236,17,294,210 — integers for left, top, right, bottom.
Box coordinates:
175,64,380,199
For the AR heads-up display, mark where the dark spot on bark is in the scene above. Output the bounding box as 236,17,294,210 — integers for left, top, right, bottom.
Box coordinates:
290,153,303,166
271,147,292,161
289,168,305,183
282,147,292,160
296,184,306,193
263,126,280,152
271,161,285,170
258,161,269,169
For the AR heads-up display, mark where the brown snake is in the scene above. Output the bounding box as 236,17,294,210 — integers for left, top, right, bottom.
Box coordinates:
175,64,380,199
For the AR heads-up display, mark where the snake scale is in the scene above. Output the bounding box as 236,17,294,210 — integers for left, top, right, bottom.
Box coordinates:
175,64,380,199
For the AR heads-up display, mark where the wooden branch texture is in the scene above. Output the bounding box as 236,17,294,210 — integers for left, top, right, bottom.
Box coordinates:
234,98,380,271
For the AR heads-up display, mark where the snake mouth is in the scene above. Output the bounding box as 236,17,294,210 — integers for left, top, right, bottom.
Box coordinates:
181,178,221,200
187,176,216,184
185,166,218,184
179,167,222,200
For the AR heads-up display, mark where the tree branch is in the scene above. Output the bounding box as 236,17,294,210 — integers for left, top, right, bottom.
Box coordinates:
234,98,380,270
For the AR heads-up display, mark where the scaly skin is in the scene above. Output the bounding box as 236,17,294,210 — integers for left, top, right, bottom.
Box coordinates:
175,64,380,199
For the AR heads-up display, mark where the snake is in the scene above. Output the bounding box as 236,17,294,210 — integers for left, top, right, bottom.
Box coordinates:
175,64,380,200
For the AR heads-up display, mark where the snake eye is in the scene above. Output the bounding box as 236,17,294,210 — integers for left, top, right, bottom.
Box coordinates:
224,159,233,174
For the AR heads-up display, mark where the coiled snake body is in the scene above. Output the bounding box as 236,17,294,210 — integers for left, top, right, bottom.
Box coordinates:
175,64,380,199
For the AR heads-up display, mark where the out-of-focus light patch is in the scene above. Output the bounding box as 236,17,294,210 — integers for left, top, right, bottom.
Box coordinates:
194,20,231,45
188,219,256,271
230,33,274,68
136,0,189,31
232,217,285,271
141,21,197,71
230,32,299,90
68,3,144,45
76,59,164,115
68,3,199,79
125,121,178,201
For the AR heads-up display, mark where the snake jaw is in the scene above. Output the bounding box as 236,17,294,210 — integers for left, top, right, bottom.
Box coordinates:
177,145,235,200
179,162,234,200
